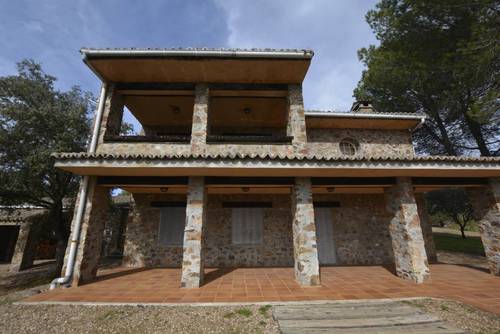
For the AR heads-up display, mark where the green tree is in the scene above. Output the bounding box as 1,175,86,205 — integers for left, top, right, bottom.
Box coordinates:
426,188,474,238
0,60,92,270
355,0,499,156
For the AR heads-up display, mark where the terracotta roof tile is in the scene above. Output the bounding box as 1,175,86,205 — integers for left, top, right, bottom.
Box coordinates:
52,152,500,163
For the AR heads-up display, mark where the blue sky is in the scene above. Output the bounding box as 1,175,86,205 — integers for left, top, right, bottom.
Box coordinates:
0,0,378,130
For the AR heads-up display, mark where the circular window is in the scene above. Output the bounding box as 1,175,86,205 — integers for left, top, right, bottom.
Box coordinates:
339,138,360,156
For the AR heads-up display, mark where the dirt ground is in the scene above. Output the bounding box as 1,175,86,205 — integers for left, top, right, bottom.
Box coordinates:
0,285,279,334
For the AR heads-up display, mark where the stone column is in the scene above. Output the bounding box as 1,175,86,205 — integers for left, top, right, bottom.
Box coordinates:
415,193,437,263
71,177,110,286
96,84,121,145
467,178,500,275
190,84,209,155
10,217,41,272
181,176,206,288
385,177,429,283
291,177,321,286
287,84,307,153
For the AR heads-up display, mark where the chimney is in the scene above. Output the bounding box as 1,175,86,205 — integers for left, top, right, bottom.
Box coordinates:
351,101,375,113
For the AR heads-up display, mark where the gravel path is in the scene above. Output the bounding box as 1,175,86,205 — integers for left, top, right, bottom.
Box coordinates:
406,298,500,334
0,285,279,334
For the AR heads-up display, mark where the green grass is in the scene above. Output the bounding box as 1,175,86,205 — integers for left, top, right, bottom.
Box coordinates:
258,305,272,317
433,232,485,256
235,308,252,317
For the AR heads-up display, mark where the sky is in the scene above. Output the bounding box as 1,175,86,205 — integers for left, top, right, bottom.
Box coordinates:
0,0,379,130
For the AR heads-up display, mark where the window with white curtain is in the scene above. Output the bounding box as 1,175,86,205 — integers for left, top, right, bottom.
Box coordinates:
158,207,185,246
231,207,264,245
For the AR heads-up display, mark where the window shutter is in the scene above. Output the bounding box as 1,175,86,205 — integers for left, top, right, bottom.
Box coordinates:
159,207,185,246
231,208,263,245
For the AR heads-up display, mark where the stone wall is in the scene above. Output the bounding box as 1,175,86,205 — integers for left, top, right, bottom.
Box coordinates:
307,128,414,159
94,85,415,160
316,194,395,265
122,192,395,268
468,178,500,275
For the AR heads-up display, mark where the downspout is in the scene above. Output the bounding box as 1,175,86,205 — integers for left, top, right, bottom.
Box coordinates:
50,83,107,289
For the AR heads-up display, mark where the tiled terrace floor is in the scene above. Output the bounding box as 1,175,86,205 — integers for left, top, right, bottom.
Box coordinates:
25,264,500,314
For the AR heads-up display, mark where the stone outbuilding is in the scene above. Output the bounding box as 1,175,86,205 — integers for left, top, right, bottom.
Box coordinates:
0,207,45,272
52,48,500,289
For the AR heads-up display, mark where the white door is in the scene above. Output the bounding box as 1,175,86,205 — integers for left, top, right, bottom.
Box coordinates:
315,208,337,265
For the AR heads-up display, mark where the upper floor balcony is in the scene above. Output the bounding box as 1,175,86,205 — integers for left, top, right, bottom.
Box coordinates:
101,82,294,146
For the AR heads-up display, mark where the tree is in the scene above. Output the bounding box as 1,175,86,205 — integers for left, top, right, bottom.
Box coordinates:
0,60,93,271
355,0,499,156
426,188,474,238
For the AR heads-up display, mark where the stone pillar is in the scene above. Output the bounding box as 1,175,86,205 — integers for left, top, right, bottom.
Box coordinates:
96,84,120,145
287,84,307,153
415,193,437,263
10,217,41,272
190,84,209,155
291,177,321,286
181,176,206,288
467,178,500,275
385,177,429,283
71,177,110,286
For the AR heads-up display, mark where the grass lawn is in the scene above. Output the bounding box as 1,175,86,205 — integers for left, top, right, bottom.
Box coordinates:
433,232,485,256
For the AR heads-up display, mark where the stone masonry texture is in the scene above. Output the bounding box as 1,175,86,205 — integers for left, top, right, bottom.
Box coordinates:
94,84,415,162
122,193,396,268
287,84,307,149
190,84,209,155
70,178,110,286
9,216,42,272
291,178,321,286
385,177,430,283
468,178,500,275
415,194,437,263
180,177,206,288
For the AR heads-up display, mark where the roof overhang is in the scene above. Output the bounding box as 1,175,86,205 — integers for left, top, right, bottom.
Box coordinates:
53,156,500,178
81,48,313,84
305,112,426,130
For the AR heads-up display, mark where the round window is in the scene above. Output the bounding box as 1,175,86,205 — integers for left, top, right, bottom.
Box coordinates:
339,138,360,156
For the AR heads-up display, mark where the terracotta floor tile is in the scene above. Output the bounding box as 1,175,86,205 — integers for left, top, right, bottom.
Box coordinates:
23,265,500,315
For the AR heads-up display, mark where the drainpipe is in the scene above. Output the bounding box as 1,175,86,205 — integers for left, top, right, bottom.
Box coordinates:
50,83,107,289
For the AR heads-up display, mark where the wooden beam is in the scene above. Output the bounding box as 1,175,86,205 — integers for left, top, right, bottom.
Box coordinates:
411,177,488,186
311,177,396,186
97,176,189,186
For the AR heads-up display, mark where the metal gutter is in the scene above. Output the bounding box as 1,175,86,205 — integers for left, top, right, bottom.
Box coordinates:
50,83,108,290
305,111,426,121
80,48,314,59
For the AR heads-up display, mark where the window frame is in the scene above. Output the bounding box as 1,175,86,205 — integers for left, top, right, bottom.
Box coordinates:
230,207,264,246
158,206,186,247
339,138,360,156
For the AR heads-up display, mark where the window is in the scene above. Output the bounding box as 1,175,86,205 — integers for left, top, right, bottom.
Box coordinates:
339,138,360,156
158,207,185,246
231,208,264,245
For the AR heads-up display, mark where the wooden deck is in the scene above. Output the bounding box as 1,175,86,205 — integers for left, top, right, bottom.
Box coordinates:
273,301,466,333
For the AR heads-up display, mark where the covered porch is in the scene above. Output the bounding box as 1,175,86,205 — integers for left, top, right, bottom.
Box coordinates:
59,172,500,290
25,264,500,315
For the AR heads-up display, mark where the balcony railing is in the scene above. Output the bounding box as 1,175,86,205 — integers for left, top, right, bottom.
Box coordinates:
206,134,293,144
103,134,191,143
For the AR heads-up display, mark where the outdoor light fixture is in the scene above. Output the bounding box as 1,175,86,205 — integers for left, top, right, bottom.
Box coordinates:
241,187,250,192
327,187,335,193
160,187,169,193
243,107,251,114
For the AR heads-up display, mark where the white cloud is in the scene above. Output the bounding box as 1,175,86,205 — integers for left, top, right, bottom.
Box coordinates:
214,0,379,111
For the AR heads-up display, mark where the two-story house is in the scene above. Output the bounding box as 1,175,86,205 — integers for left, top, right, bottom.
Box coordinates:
51,48,500,290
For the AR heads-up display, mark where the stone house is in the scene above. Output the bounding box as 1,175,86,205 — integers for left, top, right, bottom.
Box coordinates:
0,206,46,272
52,48,500,289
